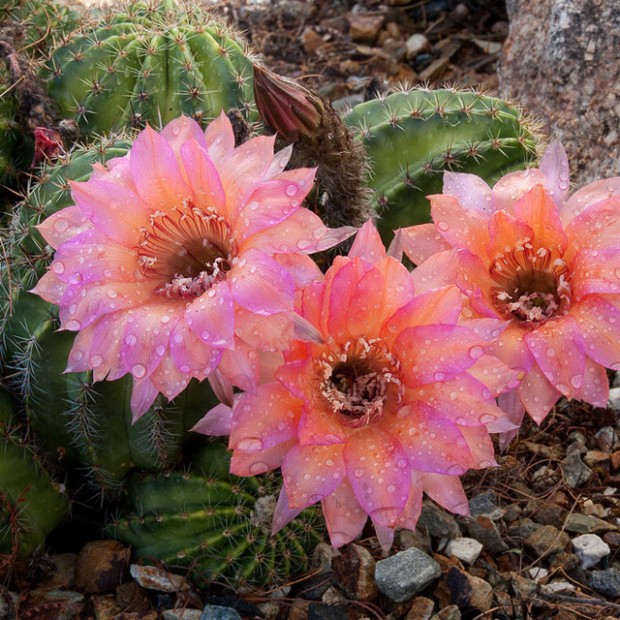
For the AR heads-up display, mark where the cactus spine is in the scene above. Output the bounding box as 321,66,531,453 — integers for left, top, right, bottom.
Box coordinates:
0,389,69,557
106,442,324,588
42,0,257,138
343,87,542,241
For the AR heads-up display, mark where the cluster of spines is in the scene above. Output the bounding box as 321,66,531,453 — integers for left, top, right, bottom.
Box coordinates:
106,442,325,589
343,86,543,239
43,0,257,137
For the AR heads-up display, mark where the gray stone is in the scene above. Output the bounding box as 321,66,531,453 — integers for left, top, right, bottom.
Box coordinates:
571,534,610,569
418,501,461,540
406,596,435,620
445,538,483,565
465,516,509,553
200,605,241,620
431,605,461,620
163,610,202,620
468,492,504,520
560,451,593,488
589,568,620,598
405,33,430,59
375,547,441,602
130,564,187,593
565,513,617,535
500,0,620,185
525,525,569,557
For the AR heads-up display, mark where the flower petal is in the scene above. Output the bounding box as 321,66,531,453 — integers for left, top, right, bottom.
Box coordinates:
564,197,620,258
179,139,226,213
525,315,586,399
272,485,305,534
487,321,534,374
399,223,452,266
282,443,345,508
570,249,620,300
297,403,348,447
36,206,91,249
410,249,461,294
443,171,494,214
130,377,159,422
492,168,546,213
169,319,222,377
161,115,207,157
344,427,410,527
204,112,236,160
348,220,386,264
185,280,234,348
562,177,620,225
230,439,295,476
539,140,570,206
321,478,368,548
422,473,470,515
517,363,561,424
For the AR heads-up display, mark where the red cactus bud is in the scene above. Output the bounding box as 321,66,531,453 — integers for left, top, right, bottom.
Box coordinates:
253,64,325,141
32,127,63,167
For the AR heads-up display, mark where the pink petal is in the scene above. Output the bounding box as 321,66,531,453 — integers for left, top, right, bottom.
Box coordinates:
410,249,461,294
467,354,522,397
562,177,620,225
570,249,620,300
236,168,316,241
348,220,386,264
230,439,295,476
120,303,179,379
149,354,193,401
130,376,159,421
179,139,226,213
525,315,586,399
185,280,234,348
395,475,423,531
571,296,620,370
52,231,139,285
300,281,325,336
457,423,497,468
372,522,395,552
486,210,535,262
272,485,305,534
229,383,301,452
272,253,323,289
70,179,146,247
497,390,526,451
573,356,609,408
429,194,490,256
230,248,295,315
85,311,130,381
453,250,498,318
422,473,470,515
59,281,152,331
382,286,463,342
207,368,234,406
265,145,293,180
395,323,485,386
321,479,368,548
540,140,570,205
169,319,223,376
130,125,191,209
282,443,346,508
248,208,356,254
30,271,66,305
517,363,561,424
204,112,236,161
275,357,314,402
390,404,473,475
234,307,294,351
564,198,620,258
297,403,347,447
492,168,546,213
487,321,534,374
36,206,91,249
443,171,494,214
513,185,568,251
399,223,452,266
160,115,207,157
344,427,410,527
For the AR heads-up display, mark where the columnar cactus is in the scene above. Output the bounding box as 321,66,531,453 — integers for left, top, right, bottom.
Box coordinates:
0,388,69,558
106,441,325,588
343,87,542,240
42,0,257,138
1,136,217,494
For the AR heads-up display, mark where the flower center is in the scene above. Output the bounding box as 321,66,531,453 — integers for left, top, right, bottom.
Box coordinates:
489,240,571,324
137,203,235,299
318,338,402,428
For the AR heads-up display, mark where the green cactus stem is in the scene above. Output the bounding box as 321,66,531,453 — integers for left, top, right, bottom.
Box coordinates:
0,388,69,558
343,87,543,242
106,441,325,589
42,0,257,138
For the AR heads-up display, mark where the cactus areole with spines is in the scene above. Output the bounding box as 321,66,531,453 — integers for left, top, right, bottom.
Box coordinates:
344,88,542,242
42,0,257,137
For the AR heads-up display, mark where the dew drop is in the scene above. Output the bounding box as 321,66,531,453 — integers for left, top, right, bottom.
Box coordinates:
132,363,147,378
479,413,496,424
570,374,582,388
437,221,450,232
469,345,484,360
66,319,81,330
354,468,365,478
91,355,103,368
237,437,263,453
53,218,69,232
52,261,65,274
249,461,269,475
285,184,297,196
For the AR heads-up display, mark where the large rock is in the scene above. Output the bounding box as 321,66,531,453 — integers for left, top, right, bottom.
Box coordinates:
499,0,620,185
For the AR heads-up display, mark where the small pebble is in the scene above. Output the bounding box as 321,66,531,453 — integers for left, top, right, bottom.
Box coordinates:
572,534,610,569
444,538,483,565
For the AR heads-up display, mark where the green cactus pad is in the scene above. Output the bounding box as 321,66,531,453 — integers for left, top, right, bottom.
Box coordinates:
42,0,256,138
343,87,542,242
106,441,324,589
0,388,69,558
1,136,218,494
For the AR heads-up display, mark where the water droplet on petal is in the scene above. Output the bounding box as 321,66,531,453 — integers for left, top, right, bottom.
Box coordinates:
66,319,81,330
53,218,69,232
52,261,65,274
285,184,297,196
237,437,263,453
437,221,450,232
132,363,147,378
249,461,269,475
570,374,582,389
91,355,103,368
469,346,484,360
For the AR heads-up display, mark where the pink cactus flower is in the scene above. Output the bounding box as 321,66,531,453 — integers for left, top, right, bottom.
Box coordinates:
398,141,620,435
32,114,355,419
193,221,517,549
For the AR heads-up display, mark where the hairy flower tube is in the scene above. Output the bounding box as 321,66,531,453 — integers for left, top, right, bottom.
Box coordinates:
193,221,517,549
398,142,620,432
32,114,356,419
